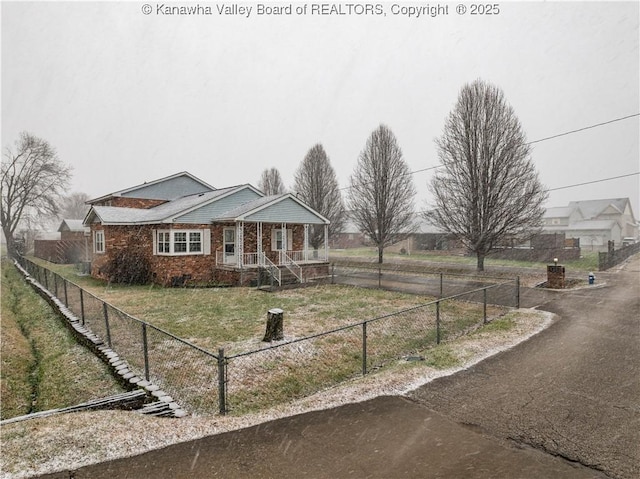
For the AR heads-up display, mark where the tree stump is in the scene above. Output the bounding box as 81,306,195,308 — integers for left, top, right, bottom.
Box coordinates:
263,308,284,342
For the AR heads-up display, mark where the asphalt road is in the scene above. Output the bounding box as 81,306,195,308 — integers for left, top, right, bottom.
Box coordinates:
35,256,639,479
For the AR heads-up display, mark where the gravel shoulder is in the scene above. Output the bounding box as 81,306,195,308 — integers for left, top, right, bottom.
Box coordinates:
1,308,554,479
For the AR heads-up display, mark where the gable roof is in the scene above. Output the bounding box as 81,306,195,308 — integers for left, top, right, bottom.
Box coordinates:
58,219,88,232
84,185,255,225
543,206,576,218
87,172,215,204
567,198,630,220
217,194,330,225
85,172,330,227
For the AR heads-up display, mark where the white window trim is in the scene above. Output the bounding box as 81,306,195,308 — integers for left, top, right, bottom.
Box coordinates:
93,230,105,254
154,229,210,256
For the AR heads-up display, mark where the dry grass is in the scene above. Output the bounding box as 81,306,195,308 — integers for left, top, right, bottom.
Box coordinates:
0,308,554,479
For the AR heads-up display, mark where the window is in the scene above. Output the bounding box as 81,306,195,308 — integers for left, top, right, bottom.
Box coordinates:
94,230,105,253
189,232,202,253
158,232,170,253
271,228,293,251
155,229,208,255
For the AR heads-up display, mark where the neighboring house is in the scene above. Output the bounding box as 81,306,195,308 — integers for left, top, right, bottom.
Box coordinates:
83,172,330,287
385,216,461,254
542,198,638,251
330,216,369,249
33,219,90,264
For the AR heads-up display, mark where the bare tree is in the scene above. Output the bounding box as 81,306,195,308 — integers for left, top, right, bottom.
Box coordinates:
258,167,286,195
59,192,91,220
426,79,548,271
1,132,72,257
293,144,346,249
348,124,416,264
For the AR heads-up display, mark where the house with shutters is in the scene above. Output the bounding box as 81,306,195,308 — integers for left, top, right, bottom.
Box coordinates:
83,172,330,286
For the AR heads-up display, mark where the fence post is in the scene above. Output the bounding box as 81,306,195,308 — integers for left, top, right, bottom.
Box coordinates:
103,303,112,348
142,323,150,381
362,321,368,376
218,348,227,415
54,274,58,298
439,272,443,298
483,288,487,324
378,266,382,288
63,280,68,307
331,263,335,284
515,276,520,309
80,289,85,325
436,301,441,344
44,269,49,290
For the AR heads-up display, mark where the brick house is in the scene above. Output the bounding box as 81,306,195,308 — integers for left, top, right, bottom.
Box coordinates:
83,172,330,286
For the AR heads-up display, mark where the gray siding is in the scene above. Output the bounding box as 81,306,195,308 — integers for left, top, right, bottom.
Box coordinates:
176,188,262,223
124,176,213,200
245,198,327,224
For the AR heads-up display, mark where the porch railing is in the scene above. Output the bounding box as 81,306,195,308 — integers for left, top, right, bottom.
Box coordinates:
280,251,303,283
261,252,281,286
216,250,328,267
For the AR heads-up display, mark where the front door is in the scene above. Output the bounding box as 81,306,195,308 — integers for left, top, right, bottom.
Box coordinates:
223,228,236,264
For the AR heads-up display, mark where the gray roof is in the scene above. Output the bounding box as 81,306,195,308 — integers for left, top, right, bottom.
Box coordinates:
85,176,329,226
543,206,575,218
568,198,629,219
87,186,242,225
58,219,88,232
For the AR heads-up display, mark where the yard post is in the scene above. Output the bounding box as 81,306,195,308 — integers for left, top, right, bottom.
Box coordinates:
378,266,382,288
515,276,520,309
142,323,150,381
483,288,487,324
331,263,335,284
103,303,112,348
63,280,68,307
439,272,443,298
362,321,368,376
218,348,227,415
80,289,85,325
43,269,49,290
53,274,58,298
436,301,441,345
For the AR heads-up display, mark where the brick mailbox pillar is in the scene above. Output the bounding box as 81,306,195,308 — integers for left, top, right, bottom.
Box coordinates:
547,265,566,289
263,308,284,342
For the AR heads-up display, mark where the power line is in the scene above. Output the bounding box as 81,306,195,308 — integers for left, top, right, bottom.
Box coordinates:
526,113,640,145
340,113,639,191
546,172,639,192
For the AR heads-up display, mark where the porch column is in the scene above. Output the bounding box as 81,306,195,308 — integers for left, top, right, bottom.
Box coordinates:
257,222,263,265
304,224,309,262
281,222,287,264
324,224,329,261
237,221,244,268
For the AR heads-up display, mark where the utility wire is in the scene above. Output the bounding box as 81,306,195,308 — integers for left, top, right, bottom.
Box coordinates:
546,172,639,192
526,113,639,145
340,113,640,192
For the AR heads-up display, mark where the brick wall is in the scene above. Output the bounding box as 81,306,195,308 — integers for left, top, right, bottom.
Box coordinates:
90,222,316,287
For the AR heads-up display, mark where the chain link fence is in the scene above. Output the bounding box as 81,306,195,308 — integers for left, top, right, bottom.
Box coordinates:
16,256,221,415
16,256,518,416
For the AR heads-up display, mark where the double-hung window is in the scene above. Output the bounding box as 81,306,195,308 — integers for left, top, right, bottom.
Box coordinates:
155,229,207,255
94,230,105,253
271,228,293,251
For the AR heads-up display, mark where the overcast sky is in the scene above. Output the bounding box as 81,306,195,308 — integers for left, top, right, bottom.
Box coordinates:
2,1,639,217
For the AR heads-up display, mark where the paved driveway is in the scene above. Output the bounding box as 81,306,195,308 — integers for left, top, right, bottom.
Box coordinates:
37,256,639,479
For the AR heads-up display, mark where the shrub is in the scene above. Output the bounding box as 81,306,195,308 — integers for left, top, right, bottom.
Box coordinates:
103,242,151,285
